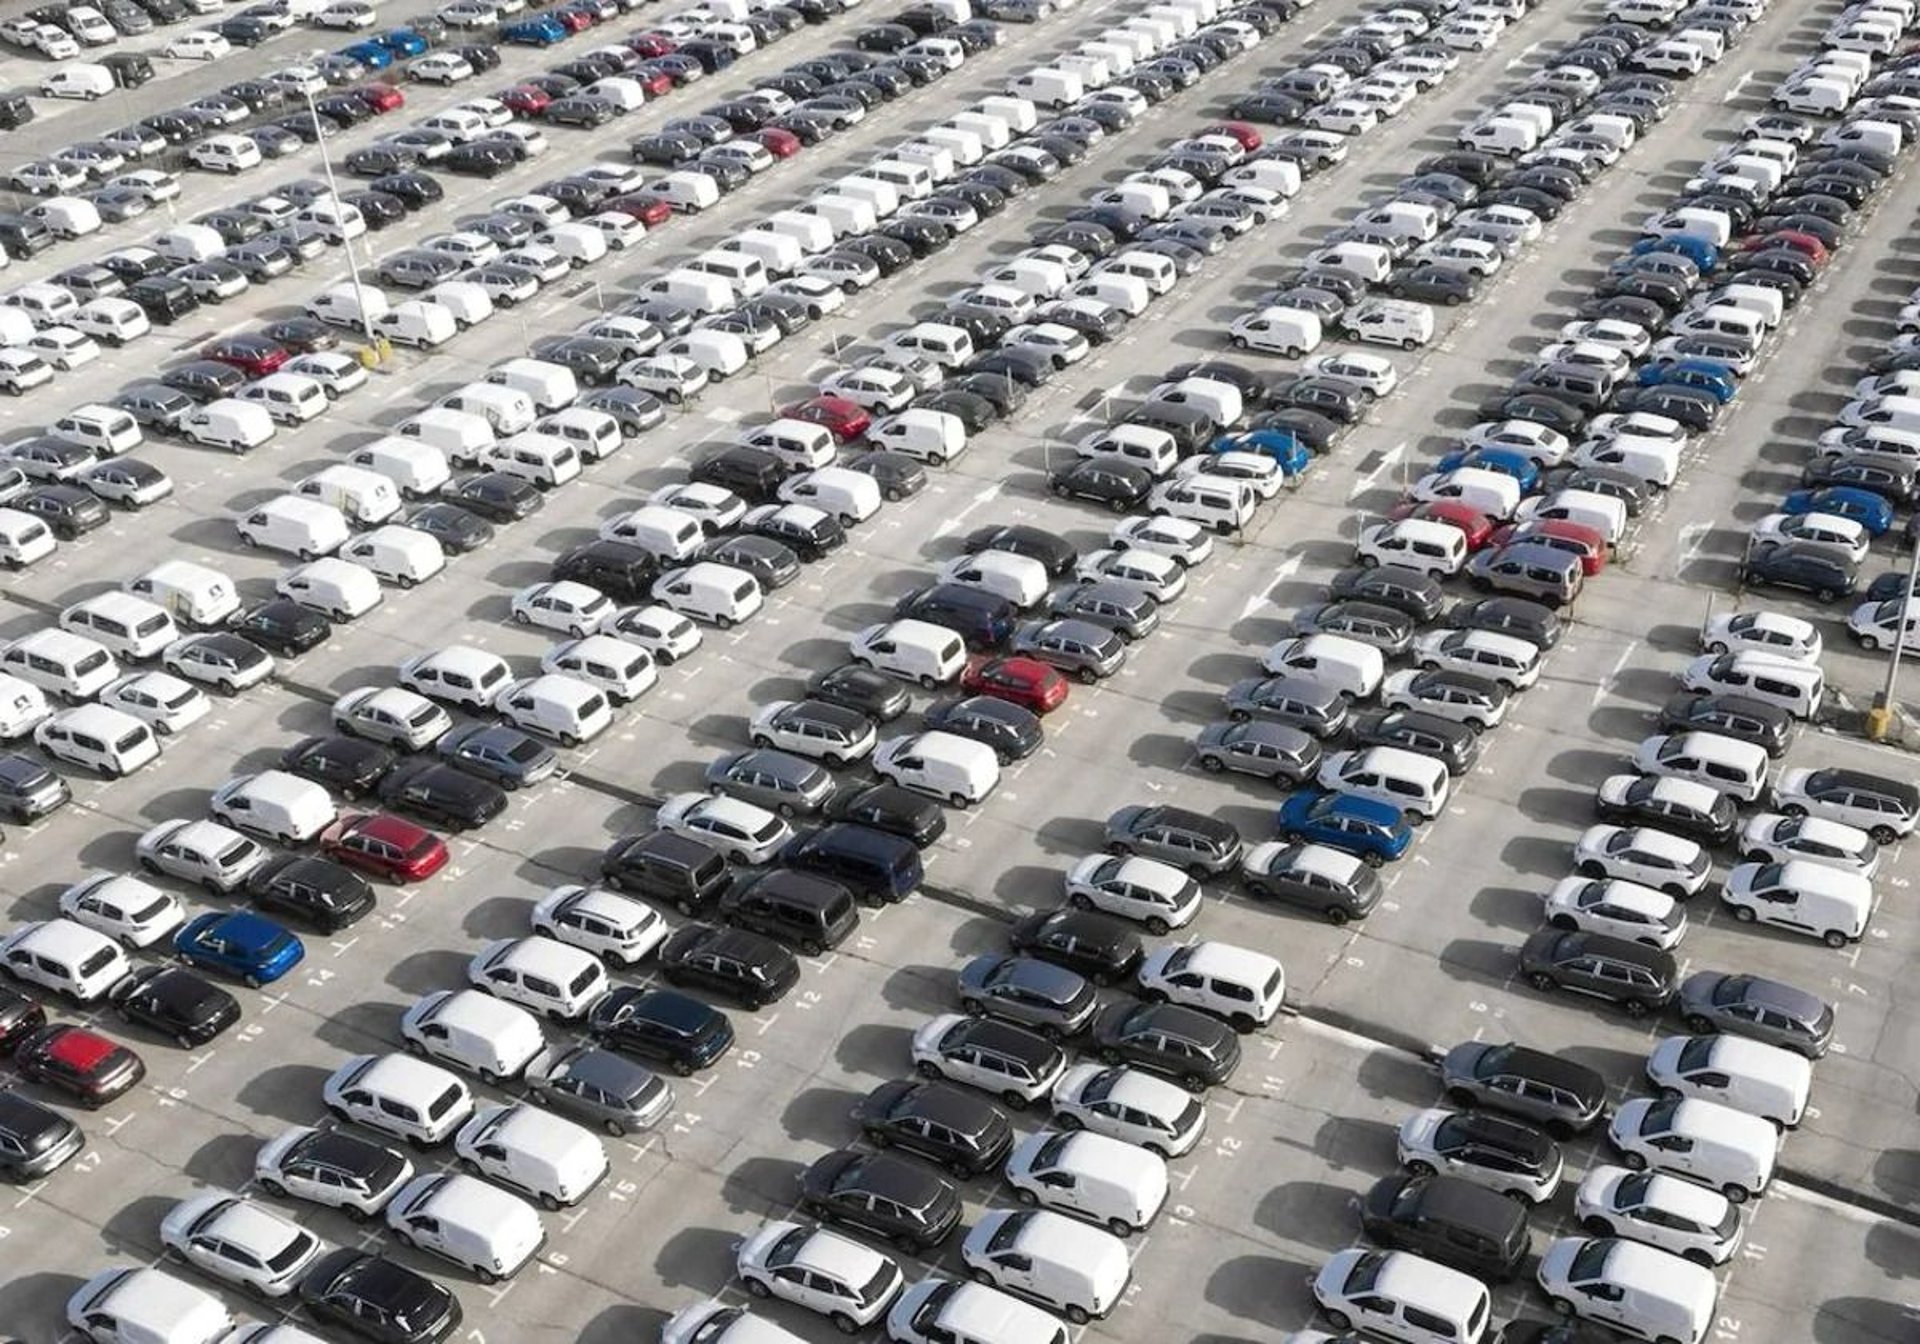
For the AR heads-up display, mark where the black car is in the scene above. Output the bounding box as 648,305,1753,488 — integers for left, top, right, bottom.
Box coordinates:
690,446,786,502
281,735,398,800
259,318,339,355
926,695,1043,763
802,664,909,722
1741,541,1856,603
742,506,844,560
18,485,107,538
552,540,656,602
213,243,291,286
1391,265,1480,306
1800,454,1916,505
401,502,495,554
446,144,518,177
1049,459,1153,512
1518,928,1678,1017
588,986,735,1073
377,761,508,831
230,599,331,657
0,985,46,1053
249,855,376,933
1359,1173,1530,1282
844,450,927,502
1006,907,1143,986
1348,709,1481,776
1594,774,1737,847
161,359,247,403
824,783,946,847
1444,596,1563,650
799,1148,963,1250
657,925,800,1009
111,965,241,1047
447,473,543,522
0,1088,80,1182
1656,692,1792,757
299,1250,462,1344
1090,999,1240,1090
1326,565,1447,621
702,535,801,589
436,724,557,791
852,1079,1011,1176
369,172,444,211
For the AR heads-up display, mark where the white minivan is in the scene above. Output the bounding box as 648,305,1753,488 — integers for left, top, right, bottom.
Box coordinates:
872,731,1000,806
385,1172,545,1283
961,1209,1130,1324
652,563,763,628
850,619,967,687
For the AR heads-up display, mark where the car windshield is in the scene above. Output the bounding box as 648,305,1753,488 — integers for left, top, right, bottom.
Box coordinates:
1569,1238,1614,1281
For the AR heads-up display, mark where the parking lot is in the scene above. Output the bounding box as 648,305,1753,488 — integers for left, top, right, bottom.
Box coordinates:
0,0,1917,1339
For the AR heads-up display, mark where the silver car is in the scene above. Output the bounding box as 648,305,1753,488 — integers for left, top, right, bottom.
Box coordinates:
1676,971,1834,1059
523,1043,674,1136
704,748,833,817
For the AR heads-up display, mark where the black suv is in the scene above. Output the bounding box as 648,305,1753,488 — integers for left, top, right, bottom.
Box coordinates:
1359,1173,1530,1282
601,831,733,914
851,1079,1013,1176
588,986,735,1074
1741,540,1856,603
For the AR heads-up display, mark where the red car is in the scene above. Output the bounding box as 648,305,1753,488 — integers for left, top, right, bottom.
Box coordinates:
635,69,674,97
15,1024,144,1108
1387,499,1495,550
784,396,871,442
552,6,594,30
1489,518,1607,574
1738,229,1828,266
960,655,1068,714
607,193,674,227
626,32,675,55
203,334,290,377
1204,120,1262,152
499,84,552,117
320,813,449,883
756,127,802,159
357,83,405,114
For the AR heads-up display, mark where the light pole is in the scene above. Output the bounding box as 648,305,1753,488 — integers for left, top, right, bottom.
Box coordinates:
302,84,381,358
1868,537,1920,741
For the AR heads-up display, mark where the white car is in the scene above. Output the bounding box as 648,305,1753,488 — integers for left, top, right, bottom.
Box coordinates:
530,885,669,965
1747,512,1869,566
749,699,876,764
1050,1063,1206,1157
655,792,792,864
1302,352,1398,397
1542,876,1686,950
1535,1236,1720,1341
820,368,914,413
1538,341,1633,384
331,686,452,750
469,936,609,1020
650,482,745,533
938,551,1049,608
911,1013,1066,1106
1847,595,1920,651
1076,549,1186,603
99,671,209,736
1136,941,1284,1031
1305,99,1380,134
26,328,100,371
1109,515,1214,568
323,1053,475,1148
1001,322,1090,367
1460,420,1572,466
1574,1166,1741,1266
160,1193,323,1297
1397,1106,1563,1203
413,52,476,84
611,604,703,664
512,581,614,637
1411,628,1540,689
0,918,131,1001
1700,610,1822,662
1559,318,1653,358
58,872,184,948
135,818,267,895
1177,449,1284,499
1738,812,1877,876
287,353,370,398
398,646,513,713
1381,669,1508,730
1412,237,1503,277
736,1221,904,1333
165,29,230,59
1573,825,1711,898
541,634,657,703
1062,854,1201,934
255,1124,413,1217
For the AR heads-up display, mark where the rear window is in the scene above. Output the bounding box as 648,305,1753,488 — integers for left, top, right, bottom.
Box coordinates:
937,639,962,664
73,651,109,675
426,1084,464,1120
114,728,148,753
77,946,117,977
134,615,168,636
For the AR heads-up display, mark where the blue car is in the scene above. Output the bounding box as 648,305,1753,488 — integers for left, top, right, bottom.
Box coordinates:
1432,445,1540,493
378,28,428,55
1273,790,1411,866
338,40,393,69
1781,485,1896,536
1636,358,1737,404
1211,429,1311,477
1630,233,1718,272
502,15,568,44
173,912,305,987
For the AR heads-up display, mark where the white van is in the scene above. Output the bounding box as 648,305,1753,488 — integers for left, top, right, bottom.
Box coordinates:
646,170,722,214
339,526,446,588
210,770,336,844
950,110,1012,151
60,592,176,661
961,1210,1130,1324
496,674,612,747
850,619,966,687
426,280,495,329
401,407,496,461
538,409,621,463
1357,518,1468,577
64,1269,234,1344
886,321,974,368
181,400,277,455
542,635,656,703
1518,488,1629,546
976,94,1038,132
652,563,764,628
236,496,351,560
52,405,140,456
487,358,577,413
1608,1098,1778,1202
36,703,159,775
1646,1034,1811,1129
1631,730,1770,803
372,301,458,350
71,298,150,347
1008,67,1086,108
1005,1130,1167,1235
385,1173,544,1282
1262,633,1385,700
0,511,56,569
765,210,835,255
742,420,836,471
689,250,768,297
836,174,902,219
440,383,535,436
127,561,238,628
1319,745,1450,820
482,432,580,489
1230,307,1323,355
873,731,1000,806
307,282,391,330
1461,115,1541,156
870,408,966,464
638,269,735,316
4,628,119,701
298,465,400,526
1150,376,1243,428
3,283,79,330
349,438,451,498
294,197,366,243
1680,651,1823,718
1314,1249,1491,1344
1413,466,1522,519
154,224,227,266
455,1103,608,1210
867,159,935,201
799,193,878,239
601,505,704,562
1721,858,1872,946
1536,1237,1716,1344
779,467,881,524
278,558,384,621
1100,252,1176,300
721,230,802,278
41,65,116,101
1078,424,1179,476
920,125,985,166
401,989,545,1083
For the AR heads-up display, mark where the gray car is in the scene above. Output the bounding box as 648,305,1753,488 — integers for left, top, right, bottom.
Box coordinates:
1290,601,1416,657
1194,721,1320,784
524,1043,674,1137
1224,674,1350,739
956,953,1097,1041
1104,804,1244,877
1677,971,1835,1059
704,748,834,817
436,724,557,790
1009,618,1125,683
1440,1041,1609,1138
1045,580,1160,641
1239,842,1381,925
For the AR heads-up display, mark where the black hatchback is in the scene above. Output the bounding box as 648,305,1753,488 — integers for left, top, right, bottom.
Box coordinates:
111,965,241,1047
1007,907,1143,986
589,986,735,1074
231,599,331,657
299,1249,462,1344
1359,1173,1529,1282
800,1148,963,1251
657,926,799,1009
281,735,397,799
1048,458,1153,512
925,695,1042,763
249,855,376,933
852,1078,1013,1177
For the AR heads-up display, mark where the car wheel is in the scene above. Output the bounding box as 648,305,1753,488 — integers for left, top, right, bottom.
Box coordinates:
1871,824,1898,845
1323,1310,1353,1332
1730,905,1756,924
743,1276,771,1300
1527,971,1556,992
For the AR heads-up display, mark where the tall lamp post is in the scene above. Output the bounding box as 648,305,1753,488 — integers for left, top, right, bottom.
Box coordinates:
302,84,381,359
1868,536,1920,741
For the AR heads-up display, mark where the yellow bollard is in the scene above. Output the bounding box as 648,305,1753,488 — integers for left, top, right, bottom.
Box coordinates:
1866,705,1893,742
